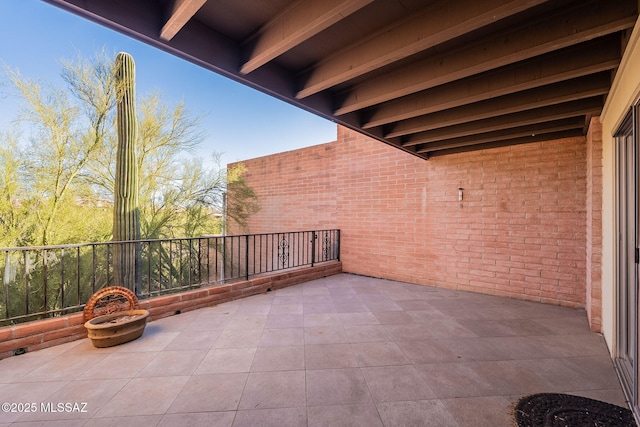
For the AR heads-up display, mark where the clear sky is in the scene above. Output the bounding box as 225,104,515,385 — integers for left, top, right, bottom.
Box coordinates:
0,0,337,166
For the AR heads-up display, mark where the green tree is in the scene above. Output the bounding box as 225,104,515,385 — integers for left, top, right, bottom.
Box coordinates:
5,52,115,246
0,130,36,247
4,51,258,245
226,162,260,230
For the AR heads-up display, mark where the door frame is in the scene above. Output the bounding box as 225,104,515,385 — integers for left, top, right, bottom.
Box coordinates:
614,104,639,413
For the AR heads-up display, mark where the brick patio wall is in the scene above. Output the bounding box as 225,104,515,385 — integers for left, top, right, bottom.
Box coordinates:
586,117,604,332
235,142,338,233
233,124,596,314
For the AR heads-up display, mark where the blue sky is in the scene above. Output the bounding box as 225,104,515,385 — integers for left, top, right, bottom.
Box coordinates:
0,0,337,166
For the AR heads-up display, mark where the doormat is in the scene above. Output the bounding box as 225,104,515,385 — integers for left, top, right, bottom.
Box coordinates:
513,393,635,427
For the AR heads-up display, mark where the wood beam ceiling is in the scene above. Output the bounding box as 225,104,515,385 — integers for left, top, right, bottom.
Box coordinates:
333,0,636,115
44,0,639,159
422,129,585,157
402,97,604,146
385,73,611,138
362,37,621,129
295,0,550,99
417,118,586,152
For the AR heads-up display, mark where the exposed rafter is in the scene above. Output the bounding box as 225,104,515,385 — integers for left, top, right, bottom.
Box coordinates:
385,73,611,138
334,0,636,115
160,0,207,41
423,129,585,157
403,97,603,147
417,122,585,153
296,0,549,99
362,38,620,129
44,0,638,160
240,0,374,74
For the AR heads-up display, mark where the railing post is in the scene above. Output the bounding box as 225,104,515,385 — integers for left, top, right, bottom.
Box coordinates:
336,229,341,261
43,249,48,312
76,247,81,307
25,251,31,316
311,231,317,267
61,248,65,309
245,234,250,280
4,251,10,320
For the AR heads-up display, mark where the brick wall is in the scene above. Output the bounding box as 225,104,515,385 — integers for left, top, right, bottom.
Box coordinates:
586,117,603,331
233,124,592,310
231,142,338,234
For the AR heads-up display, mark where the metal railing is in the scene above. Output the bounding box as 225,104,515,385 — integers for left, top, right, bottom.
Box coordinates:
0,229,339,326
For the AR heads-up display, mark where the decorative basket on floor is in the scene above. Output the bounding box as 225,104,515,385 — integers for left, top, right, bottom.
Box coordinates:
83,286,149,348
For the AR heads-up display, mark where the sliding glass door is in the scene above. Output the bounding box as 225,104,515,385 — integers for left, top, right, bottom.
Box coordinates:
615,107,638,406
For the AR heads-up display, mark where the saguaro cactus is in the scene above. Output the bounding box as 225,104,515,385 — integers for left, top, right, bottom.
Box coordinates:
113,52,141,292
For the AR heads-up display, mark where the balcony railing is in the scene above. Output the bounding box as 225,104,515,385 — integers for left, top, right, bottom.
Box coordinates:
0,229,340,326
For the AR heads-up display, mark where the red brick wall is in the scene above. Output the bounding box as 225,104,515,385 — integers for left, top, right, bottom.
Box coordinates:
233,125,590,308
230,142,338,234
586,117,603,331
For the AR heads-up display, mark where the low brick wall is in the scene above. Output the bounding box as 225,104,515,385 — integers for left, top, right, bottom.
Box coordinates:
0,261,341,360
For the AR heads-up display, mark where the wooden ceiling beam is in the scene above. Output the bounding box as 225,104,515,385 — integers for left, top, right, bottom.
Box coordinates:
335,0,636,115
385,72,610,138
362,37,620,128
240,0,373,75
423,129,585,157
295,0,549,98
416,118,585,153
160,0,207,41
403,97,603,146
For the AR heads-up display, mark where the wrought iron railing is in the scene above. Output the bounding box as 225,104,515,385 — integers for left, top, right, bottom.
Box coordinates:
0,229,340,326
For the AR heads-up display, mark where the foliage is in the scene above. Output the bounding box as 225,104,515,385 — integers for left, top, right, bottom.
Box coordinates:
4,52,115,246
0,131,36,247
1,50,258,246
226,163,260,230
0,50,260,322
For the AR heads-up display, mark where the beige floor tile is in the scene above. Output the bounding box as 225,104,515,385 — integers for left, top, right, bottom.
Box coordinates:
303,326,349,345
194,348,256,374
304,343,359,369
239,371,306,410
160,411,235,427
259,328,304,347
164,330,221,350
442,395,514,427
136,350,207,377
376,400,459,427
351,342,410,366
250,346,304,372
362,365,437,402
307,403,383,427
233,407,306,427
306,368,372,407
94,376,189,417
167,373,248,412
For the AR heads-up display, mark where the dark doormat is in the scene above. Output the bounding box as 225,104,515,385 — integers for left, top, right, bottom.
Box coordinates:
513,393,636,427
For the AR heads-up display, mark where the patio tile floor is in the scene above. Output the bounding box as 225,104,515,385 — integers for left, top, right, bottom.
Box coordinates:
0,273,629,426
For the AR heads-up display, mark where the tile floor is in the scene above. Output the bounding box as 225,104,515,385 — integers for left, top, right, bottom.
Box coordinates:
0,273,629,426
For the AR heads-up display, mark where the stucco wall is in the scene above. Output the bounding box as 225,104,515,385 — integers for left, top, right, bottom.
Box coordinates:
233,125,592,309
600,18,640,350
